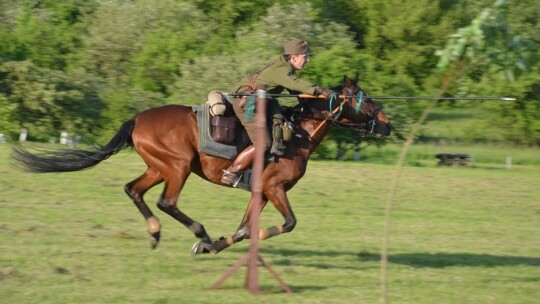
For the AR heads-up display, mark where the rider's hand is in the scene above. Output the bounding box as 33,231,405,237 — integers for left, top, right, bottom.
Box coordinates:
314,86,335,99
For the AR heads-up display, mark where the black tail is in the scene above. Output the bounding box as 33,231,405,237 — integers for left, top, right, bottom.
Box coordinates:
12,119,135,173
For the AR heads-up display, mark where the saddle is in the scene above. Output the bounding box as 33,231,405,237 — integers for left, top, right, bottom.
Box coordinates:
192,95,250,160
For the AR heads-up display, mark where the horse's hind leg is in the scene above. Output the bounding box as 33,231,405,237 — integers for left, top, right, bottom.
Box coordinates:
156,164,213,253
125,167,164,248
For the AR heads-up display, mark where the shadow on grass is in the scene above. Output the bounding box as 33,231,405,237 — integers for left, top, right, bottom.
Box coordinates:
251,248,540,269
208,284,327,294
359,251,540,268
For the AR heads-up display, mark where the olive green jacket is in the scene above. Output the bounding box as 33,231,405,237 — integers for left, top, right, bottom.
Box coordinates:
232,55,317,95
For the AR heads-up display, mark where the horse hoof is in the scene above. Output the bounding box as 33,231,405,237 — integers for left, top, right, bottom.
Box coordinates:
190,241,211,255
149,231,160,249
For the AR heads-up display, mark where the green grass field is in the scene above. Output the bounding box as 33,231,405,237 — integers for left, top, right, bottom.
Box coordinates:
0,144,539,304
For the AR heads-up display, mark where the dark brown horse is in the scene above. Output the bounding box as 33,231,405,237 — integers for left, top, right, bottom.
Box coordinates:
12,75,391,254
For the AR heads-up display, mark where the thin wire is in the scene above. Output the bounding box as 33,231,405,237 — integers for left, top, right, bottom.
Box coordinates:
372,96,516,101
224,92,515,101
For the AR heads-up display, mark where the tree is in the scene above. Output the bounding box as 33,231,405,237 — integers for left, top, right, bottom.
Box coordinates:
435,0,540,144
352,0,462,137
97,86,165,141
0,61,104,141
11,0,89,70
80,1,214,92
0,94,18,139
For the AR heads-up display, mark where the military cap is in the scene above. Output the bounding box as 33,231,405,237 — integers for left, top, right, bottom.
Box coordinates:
283,39,309,55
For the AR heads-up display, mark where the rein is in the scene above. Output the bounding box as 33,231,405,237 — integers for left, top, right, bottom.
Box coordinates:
309,94,346,138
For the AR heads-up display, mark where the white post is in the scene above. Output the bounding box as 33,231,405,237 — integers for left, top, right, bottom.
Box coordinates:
60,131,68,145
19,128,27,142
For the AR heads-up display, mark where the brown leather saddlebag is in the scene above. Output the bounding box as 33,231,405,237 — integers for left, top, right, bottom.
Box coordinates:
211,116,236,144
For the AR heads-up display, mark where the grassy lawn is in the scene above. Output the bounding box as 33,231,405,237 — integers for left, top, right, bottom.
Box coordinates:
0,144,538,304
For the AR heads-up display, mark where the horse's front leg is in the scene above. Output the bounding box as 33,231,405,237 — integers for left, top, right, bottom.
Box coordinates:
235,189,295,241
192,196,268,254
201,186,297,254
257,185,297,240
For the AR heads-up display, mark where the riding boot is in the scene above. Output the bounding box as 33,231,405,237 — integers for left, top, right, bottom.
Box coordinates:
221,145,256,187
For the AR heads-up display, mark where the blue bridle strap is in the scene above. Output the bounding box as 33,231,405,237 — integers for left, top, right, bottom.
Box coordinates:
356,91,364,114
328,93,343,119
244,95,256,122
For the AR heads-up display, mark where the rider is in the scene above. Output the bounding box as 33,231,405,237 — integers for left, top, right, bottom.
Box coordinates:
221,38,334,186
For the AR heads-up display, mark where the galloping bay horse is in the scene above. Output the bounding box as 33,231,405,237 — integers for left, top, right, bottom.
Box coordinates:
12,75,391,254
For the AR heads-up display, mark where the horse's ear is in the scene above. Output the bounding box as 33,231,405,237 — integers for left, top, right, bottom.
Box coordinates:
353,72,359,84
343,75,352,87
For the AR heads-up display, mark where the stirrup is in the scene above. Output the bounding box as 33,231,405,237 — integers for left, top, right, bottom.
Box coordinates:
221,170,242,187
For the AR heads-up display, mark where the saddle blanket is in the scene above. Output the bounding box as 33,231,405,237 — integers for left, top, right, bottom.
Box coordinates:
192,105,241,160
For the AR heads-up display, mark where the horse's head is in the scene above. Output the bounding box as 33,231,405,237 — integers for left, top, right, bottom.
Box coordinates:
331,74,392,137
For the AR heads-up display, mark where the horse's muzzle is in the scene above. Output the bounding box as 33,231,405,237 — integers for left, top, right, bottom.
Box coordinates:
375,122,392,137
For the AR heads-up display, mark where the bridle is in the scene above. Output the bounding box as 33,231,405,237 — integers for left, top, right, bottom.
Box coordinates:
293,85,382,139
324,86,381,136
